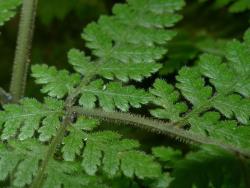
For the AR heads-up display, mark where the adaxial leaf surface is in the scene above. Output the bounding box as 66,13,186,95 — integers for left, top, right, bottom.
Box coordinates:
31,63,154,112
83,131,161,178
62,117,99,161
0,139,107,188
67,0,184,82
0,98,64,141
44,160,107,188
4,0,250,187
68,48,161,82
32,0,184,113
0,0,21,26
0,140,46,187
79,79,152,112
188,112,250,150
32,65,81,99
150,29,250,155
150,79,187,122
62,117,161,179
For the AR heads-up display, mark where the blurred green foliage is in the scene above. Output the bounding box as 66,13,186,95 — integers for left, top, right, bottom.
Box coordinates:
200,0,250,13
38,0,107,25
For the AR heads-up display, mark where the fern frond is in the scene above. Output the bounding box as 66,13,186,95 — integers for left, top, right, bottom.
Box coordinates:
62,118,99,161
0,0,21,26
176,66,212,107
149,30,250,154
0,139,108,188
83,131,161,178
189,112,250,150
79,79,152,111
1,0,250,187
31,65,81,98
0,139,46,187
68,48,161,82
150,79,188,122
4,1,185,184
65,0,184,83
152,146,182,164
44,160,107,188
32,0,184,114
32,65,153,111
120,150,161,179
62,117,161,179
83,0,184,60
0,97,64,140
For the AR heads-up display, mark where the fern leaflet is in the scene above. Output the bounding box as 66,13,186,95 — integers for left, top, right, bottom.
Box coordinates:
0,0,21,26
149,30,250,155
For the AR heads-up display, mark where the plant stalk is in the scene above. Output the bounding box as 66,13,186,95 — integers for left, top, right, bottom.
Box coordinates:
30,74,94,188
10,0,38,102
72,107,250,159
30,118,69,188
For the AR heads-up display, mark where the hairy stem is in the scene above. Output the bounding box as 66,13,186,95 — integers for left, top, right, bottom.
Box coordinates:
10,0,38,102
72,107,250,159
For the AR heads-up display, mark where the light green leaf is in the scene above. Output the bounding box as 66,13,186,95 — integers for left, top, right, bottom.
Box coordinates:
13,157,40,187
81,131,123,175
38,115,61,142
150,79,187,122
176,67,212,107
0,140,46,186
62,117,99,162
189,112,250,150
0,98,64,140
199,54,234,92
152,146,182,162
81,0,184,75
81,130,160,179
68,48,94,76
68,48,161,82
74,117,99,131
62,128,84,161
79,80,152,111
0,0,21,26
120,151,161,179
213,94,250,124
32,64,81,98
0,147,21,181
44,160,105,188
